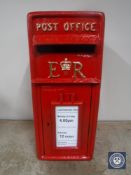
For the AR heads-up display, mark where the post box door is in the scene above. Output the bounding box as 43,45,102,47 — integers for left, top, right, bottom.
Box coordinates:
41,85,91,157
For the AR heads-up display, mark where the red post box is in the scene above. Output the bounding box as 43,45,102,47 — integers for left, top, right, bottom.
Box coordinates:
27,11,105,160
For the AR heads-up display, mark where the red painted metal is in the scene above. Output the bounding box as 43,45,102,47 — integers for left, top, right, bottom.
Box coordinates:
27,11,105,160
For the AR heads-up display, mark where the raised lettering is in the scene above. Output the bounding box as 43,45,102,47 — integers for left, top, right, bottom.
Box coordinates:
48,62,60,78
90,23,96,31
73,62,86,78
64,22,69,31
36,23,41,31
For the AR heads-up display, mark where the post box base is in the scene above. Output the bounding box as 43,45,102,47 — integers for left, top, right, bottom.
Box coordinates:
38,155,93,161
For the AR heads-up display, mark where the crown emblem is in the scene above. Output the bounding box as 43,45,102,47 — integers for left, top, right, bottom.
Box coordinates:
60,58,72,71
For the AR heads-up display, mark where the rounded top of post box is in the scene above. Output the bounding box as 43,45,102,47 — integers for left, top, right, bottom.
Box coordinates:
27,11,105,19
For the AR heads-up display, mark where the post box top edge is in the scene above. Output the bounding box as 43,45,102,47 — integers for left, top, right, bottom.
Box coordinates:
27,11,105,20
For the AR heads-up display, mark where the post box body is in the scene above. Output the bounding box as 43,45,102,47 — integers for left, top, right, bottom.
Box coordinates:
27,11,104,160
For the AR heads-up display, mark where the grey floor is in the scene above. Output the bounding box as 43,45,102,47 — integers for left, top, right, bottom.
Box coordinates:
0,120,130,175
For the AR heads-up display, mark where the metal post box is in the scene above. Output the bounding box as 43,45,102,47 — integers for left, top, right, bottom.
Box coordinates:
27,11,105,160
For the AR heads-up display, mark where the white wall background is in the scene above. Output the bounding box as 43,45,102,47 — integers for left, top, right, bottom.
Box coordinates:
0,0,131,120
